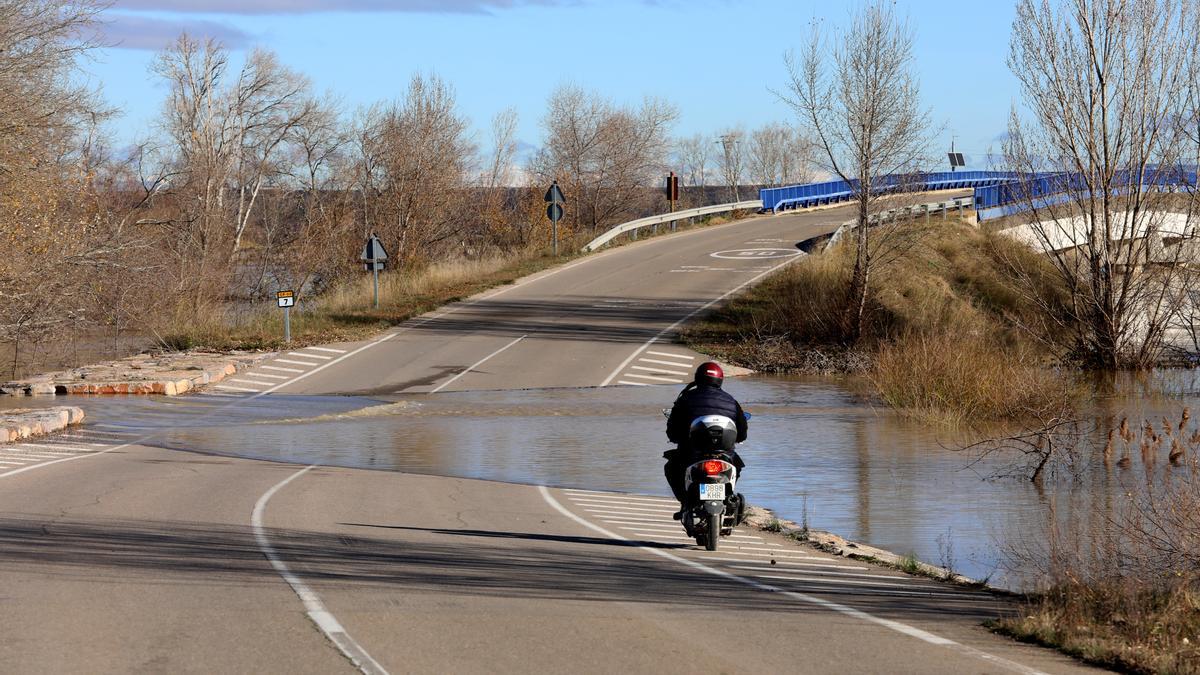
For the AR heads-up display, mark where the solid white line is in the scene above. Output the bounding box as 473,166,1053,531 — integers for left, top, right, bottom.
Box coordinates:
291,352,333,360
599,254,808,387
276,359,319,367
631,365,690,376
252,465,389,674
429,335,527,394
622,373,681,383
232,379,278,387
646,350,695,361
262,365,304,373
538,486,1042,675
250,373,291,380
616,381,650,386
305,347,347,354
216,385,260,393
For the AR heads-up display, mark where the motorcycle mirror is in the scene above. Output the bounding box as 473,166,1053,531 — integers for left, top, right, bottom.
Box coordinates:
662,407,672,419
744,411,752,421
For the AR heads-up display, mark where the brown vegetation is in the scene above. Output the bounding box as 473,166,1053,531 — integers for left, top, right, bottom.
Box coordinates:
685,218,1078,422
995,411,1200,674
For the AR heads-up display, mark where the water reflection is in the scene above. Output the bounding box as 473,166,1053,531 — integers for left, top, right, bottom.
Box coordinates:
7,372,1195,590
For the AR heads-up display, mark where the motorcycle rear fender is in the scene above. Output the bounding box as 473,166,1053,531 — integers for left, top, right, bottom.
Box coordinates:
702,500,725,515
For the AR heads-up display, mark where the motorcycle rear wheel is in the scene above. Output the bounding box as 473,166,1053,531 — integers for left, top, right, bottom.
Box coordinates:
706,511,720,551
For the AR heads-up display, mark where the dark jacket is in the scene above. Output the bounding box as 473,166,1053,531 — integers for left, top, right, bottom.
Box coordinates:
666,383,748,447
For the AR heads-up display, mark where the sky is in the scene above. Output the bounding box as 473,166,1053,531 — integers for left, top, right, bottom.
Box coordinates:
86,0,1020,170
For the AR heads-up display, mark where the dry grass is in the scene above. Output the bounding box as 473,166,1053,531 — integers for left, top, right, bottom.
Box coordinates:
158,249,567,352
686,217,1077,421
995,415,1200,673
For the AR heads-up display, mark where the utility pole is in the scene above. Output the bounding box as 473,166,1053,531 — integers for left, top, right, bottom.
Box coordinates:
718,134,741,203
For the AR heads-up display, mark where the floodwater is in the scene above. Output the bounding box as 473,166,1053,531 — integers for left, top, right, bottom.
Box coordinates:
4,373,1196,589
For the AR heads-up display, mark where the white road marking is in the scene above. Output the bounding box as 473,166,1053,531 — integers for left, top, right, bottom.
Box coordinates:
704,557,868,571
616,380,650,386
539,486,1044,675
216,385,260,393
729,565,910,581
80,429,134,436
622,373,681,383
429,335,528,394
262,365,304,373
581,505,678,515
252,465,388,674
646,350,694,361
305,346,347,354
631,365,690,376
250,373,290,380
276,359,319,367
12,443,90,453
568,495,677,506
232,379,278,387
291,352,333,360
600,254,808,387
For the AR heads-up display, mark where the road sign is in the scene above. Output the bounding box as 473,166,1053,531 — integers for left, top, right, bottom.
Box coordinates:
360,233,389,264
544,181,566,205
360,233,389,309
665,172,679,202
546,203,564,222
276,290,294,343
544,181,564,256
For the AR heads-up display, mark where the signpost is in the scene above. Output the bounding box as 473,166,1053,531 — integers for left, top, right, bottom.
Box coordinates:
360,233,389,309
544,181,566,256
276,290,295,343
665,172,680,232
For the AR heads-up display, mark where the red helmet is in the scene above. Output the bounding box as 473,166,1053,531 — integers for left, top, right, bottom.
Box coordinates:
694,361,724,388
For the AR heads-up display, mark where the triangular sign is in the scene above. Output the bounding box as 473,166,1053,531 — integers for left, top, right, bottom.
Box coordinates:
360,234,389,262
544,182,565,204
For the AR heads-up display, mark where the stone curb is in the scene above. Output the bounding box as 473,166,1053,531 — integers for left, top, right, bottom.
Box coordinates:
1,351,273,398
742,505,998,591
0,407,85,444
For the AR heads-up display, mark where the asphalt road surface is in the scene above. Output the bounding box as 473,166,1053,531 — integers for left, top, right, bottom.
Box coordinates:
0,201,1100,674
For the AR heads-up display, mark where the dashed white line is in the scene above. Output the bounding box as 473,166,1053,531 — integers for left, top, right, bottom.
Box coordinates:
637,358,697,368
646,350,694,361
250,373,291,380
276,359,319,367
232,379,278,387
216,384,260,393
305,347,347,354
622,373,681,383
290,352,332,360
630,365,690,376
262,365,304,374
616,380,650,386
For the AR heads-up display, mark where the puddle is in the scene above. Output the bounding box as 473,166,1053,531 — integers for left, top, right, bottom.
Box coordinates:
8,374,1195,590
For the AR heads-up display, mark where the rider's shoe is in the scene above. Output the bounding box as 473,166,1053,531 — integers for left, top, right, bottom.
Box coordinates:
672,510,683,520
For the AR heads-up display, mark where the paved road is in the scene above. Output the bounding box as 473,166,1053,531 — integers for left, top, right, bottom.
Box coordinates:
0,201,1100,673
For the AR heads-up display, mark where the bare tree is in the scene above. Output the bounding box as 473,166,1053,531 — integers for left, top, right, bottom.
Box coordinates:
779,2,933,341
716,128,747,202
748,122,816,187
532,84,678,235
1005,0,1200,369
675,133,712,189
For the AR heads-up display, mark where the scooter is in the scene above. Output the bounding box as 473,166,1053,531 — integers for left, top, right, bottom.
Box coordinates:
663,409,748,551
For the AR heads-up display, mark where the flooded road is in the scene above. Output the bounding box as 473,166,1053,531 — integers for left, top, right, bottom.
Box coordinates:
5,373,1194,589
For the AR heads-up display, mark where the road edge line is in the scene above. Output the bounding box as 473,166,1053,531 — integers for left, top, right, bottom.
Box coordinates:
536,486,1047,675
429,335,527,394
252,465,389,675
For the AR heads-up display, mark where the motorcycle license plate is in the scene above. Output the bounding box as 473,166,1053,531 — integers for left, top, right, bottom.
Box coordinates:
699,484,724,501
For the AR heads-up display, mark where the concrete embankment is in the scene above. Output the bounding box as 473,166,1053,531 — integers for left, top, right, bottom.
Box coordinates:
1,351,271,397
0,406,85,443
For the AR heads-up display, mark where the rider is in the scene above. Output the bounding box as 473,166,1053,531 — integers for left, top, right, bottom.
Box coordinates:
664,361,748,518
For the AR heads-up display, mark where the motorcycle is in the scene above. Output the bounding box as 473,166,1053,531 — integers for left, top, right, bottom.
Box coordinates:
663,409,748,551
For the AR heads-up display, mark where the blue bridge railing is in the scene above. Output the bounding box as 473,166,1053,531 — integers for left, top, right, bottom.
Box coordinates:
761,167,1200,220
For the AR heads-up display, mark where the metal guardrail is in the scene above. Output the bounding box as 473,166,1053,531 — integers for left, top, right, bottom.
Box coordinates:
760,171,1014,213
581,200,764,252
824,197,975,252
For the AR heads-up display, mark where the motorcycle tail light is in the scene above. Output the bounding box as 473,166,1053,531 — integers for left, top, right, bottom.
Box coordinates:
702,460,725,475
